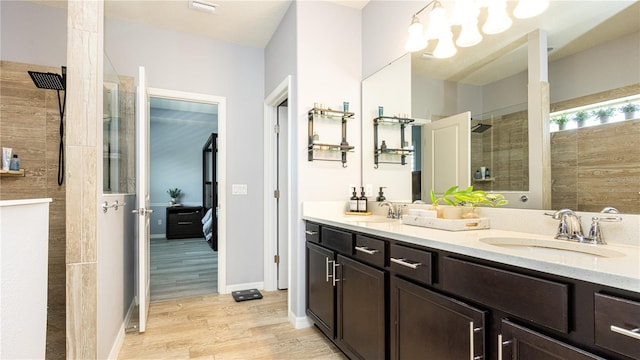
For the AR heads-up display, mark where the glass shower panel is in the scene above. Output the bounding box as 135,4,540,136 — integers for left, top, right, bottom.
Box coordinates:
103,53,135,194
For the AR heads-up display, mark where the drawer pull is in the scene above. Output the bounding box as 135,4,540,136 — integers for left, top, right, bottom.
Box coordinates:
497,334,512,360
178,221,193,225
305,230,318,235
391,257,421,269
469,322,483,360
355,246,380,255
611,325,640,340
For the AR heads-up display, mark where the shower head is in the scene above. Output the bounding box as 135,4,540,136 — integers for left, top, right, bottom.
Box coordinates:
471,123,492,133
28,66,66,90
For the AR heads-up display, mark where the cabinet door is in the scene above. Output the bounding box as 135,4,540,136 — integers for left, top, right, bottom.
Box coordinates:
499,320,605,360
306,242,336,339
337,254,386,360
390,276,486,360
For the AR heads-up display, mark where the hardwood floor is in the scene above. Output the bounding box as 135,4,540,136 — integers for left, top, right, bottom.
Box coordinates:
151,237,218,301
118,291,347,359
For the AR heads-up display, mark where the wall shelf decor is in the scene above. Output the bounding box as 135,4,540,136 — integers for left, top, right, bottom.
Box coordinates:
0,169,25,177
308,105,355,168
373,115,415,168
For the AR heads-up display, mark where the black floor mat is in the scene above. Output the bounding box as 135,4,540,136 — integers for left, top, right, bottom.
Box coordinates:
232,289,263,302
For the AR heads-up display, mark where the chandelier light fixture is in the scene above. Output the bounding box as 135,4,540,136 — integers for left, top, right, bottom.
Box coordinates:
405,0,549,59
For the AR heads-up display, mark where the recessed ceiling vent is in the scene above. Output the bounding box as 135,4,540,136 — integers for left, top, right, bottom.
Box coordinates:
189,0,217,14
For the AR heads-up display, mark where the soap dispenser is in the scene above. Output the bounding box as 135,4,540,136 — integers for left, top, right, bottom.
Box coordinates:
358,187,368,213
349,187,358,212
376,187,386,202
9,154,20,171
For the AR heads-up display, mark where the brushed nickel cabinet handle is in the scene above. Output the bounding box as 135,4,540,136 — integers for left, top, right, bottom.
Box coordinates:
305,230,318,235
470,322,483,360
355,246,380,255
332,262,340,287
390,257,421,269
325,257,331,283
498,334,513,360
611,325,640,340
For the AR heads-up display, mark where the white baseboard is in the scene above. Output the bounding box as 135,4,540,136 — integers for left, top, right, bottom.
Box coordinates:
289,310,312,329
150,233,165,239
107,298,136,359
222,281,264,294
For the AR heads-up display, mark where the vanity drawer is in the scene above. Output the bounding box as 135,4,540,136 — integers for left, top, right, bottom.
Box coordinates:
321,227,353,254
389,244,432,285
442,257,569,333
354,235,386,268
594,293,640,359
305,222,320,243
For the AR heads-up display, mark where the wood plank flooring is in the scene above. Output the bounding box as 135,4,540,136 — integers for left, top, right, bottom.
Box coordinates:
118,291,347,359
151,237,218,301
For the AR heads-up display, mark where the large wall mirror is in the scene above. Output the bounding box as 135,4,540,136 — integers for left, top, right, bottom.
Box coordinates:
362,1,640,214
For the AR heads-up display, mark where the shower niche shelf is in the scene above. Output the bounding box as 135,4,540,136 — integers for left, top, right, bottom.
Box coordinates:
308,106,355,167
0,169,25,177
473,178,495,183
373,115,415,168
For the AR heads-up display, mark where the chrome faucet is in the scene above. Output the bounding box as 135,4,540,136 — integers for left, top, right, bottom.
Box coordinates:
379,201,405,219
548,209,585,242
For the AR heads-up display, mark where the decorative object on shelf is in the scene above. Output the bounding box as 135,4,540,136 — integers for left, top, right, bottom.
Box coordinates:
620,102,639,120
404,0,549,58
308,104,355,167
592,107,615,124
474,170,482,179
373,113,415,168
551,114,570,130
573,111,589,127
9,154,20,171
167,187,182,205
2,147,11,171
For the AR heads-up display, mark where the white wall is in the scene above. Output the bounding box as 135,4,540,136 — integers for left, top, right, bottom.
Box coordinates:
104,16,266,286
0,1,67,67
291,1,362,321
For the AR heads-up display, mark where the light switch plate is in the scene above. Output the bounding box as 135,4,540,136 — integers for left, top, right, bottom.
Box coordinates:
232,184,248,195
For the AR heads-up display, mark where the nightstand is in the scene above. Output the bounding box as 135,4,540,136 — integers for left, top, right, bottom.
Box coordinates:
166,206,203,239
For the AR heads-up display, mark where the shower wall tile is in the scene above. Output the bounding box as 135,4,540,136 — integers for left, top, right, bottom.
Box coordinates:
66,262,97,360
0,60,67,359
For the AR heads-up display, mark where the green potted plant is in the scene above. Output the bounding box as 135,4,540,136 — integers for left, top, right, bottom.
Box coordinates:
592,107,614,124
429,189,444,218
167,188,182,205
551,114,569,130
438,185,486,219
620,102,639,120
573,111,589,127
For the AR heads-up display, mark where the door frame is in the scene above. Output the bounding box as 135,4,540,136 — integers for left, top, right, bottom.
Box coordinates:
263,76,291,293
148,87,227,294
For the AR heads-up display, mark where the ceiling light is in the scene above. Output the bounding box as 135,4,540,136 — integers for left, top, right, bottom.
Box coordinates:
433,30,457,59
482,0,512,35
189,0,217,14
405,15,427,52
514,0,549,19
405,0,548,58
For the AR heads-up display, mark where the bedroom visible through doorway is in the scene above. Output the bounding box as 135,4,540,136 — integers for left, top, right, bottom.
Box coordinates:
149,96,219,301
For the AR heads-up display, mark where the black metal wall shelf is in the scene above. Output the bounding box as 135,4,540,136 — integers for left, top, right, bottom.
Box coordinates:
373,115,415,168
308,106,355,167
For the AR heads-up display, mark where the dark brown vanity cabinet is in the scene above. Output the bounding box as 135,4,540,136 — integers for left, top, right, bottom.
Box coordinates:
500,320,605,360
305,224,387,360
390,276,486,360
305,221,639,360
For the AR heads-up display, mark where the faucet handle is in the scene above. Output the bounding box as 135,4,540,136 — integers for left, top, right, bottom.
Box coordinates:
587,217,605,244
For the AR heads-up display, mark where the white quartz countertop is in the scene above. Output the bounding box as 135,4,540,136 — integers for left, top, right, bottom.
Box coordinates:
303,208,640,294
0,198,52,207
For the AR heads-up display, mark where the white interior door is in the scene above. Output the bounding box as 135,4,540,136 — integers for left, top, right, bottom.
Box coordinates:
423,112,471,195
134,66,152,332
276,102,288,290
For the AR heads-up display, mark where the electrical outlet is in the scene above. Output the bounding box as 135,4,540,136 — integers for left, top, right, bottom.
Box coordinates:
365,184,373,197
349,183,356,196
157,219,162,225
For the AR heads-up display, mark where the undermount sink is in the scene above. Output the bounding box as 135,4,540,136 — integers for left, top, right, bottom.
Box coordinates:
479,237,625,259
342,215,396,224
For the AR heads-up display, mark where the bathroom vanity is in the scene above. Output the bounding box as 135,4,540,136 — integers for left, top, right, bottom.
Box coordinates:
303,205,640,360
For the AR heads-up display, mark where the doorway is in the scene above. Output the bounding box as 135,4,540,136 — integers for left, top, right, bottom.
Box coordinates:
264,77,291,294
147,88,227,300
